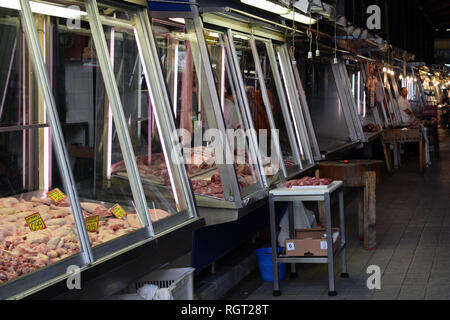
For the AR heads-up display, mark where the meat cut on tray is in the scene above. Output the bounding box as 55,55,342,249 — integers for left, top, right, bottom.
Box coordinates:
285,177,333,188
111,147,217,184
363,123,382,133
0,194,172,286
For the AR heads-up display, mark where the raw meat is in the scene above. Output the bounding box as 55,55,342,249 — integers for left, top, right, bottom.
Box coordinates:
285,177,333,188
363,123,381,133
0,194,173,285
148,209,171,222
31,196,52,205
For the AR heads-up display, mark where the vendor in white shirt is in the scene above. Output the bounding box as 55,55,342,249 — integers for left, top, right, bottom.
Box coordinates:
397,87,416,125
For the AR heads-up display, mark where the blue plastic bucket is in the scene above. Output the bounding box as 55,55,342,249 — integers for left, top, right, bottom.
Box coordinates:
254,247,286,282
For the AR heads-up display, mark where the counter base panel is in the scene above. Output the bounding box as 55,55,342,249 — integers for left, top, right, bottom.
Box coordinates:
22,218,204,300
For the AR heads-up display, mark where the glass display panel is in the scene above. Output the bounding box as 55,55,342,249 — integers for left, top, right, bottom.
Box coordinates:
204,29,266,191
0,7,83,286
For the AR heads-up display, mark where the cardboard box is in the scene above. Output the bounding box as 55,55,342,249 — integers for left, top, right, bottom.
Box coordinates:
285,228,340,257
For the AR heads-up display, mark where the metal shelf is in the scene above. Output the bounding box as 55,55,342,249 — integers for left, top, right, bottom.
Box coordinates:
276,244,347,264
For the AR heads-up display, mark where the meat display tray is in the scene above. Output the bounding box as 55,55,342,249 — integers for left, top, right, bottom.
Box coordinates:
115,172,165,186
14,189,135,213
271,181,344,196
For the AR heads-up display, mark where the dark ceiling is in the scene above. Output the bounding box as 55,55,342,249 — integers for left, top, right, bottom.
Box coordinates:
418,0,450,30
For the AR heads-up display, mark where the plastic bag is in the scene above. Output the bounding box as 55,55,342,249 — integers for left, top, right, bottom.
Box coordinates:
277,201,317,247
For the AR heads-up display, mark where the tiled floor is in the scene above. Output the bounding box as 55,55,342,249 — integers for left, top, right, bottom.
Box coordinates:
224,129,450,300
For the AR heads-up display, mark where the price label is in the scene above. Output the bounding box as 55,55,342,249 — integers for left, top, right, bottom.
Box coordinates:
47,188,67,204
85,216,99,232
25,213,47,232
286,242,295,251
320,241,328,250
110,204,127,220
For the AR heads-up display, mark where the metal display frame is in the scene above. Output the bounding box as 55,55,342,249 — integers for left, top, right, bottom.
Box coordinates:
358,63,384,129
0,0,202,300
331,59,367,143
202,15,316,175
377,69,399,127
383,71,402,126
280,45,321,161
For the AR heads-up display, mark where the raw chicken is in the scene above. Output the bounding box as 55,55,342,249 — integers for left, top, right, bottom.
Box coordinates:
149,209,171,222
0,193,171,285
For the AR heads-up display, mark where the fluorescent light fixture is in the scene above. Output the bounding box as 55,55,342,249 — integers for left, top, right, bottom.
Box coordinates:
240,0,290,15
207,32,220,38
169,18,185,24
0,0,87,19
281,10,317,25
233,34,249,40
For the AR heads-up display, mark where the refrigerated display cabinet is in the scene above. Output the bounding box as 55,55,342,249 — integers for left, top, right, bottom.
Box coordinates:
143,6,318,225
346,61,385,141
0,0,202,300
300,57,363,157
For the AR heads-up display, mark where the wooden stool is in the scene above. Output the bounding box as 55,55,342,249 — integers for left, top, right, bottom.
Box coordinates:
317,160,384,250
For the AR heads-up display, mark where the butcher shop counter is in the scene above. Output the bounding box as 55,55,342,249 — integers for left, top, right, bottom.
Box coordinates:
317,138,362,160
0,190,204,299
364,130,383,143
111,158,295,226
113,171,268,226
196,163,317,226
22,217,204,300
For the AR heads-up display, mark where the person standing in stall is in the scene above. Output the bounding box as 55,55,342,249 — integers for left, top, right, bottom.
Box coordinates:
398,87,416,124
223,83,241,130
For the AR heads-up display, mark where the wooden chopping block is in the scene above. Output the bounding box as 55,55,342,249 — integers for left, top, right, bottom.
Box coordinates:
318,160,384,187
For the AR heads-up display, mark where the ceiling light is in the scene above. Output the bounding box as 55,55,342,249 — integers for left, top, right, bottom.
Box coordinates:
207,32,220,38
240,0,290,15
335,15,347,27
0,0,87,19
281,10,317,25
294,0,324,14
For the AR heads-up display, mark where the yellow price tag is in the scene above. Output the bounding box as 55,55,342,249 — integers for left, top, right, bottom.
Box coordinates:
47,188,67,204
25,213,47,232
110,204,127,220
85,216,99,232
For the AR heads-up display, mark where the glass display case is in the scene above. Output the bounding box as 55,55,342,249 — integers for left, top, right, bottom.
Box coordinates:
302,57,363,156
149,16,260,214
347,62,385,140
0,0,200,299
331,60,366,143
384,71,403,126
144,8,317,224
375,67,396,128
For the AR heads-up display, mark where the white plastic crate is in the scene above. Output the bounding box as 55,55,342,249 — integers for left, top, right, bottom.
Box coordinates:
121,267,195,300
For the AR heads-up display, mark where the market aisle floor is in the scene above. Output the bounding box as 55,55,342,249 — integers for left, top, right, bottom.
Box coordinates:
223,129,450,300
